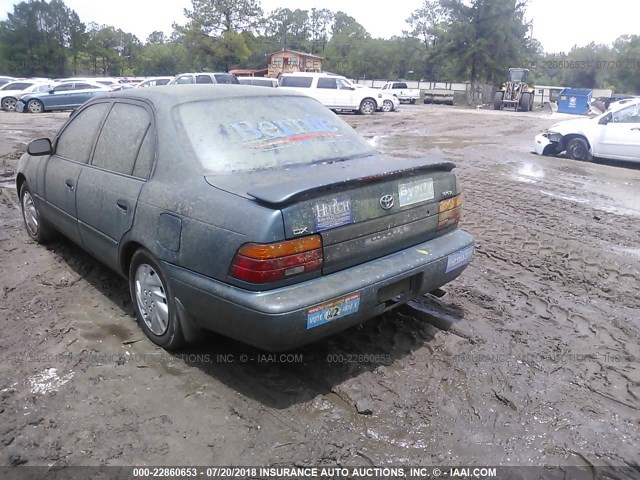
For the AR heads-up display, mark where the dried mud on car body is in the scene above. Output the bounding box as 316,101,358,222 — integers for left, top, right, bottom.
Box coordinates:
0,107,638,468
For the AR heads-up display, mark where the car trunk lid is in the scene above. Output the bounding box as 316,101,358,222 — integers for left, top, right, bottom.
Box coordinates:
206,155,460,274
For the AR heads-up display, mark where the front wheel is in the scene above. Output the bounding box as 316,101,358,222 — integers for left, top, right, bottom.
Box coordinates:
358,98,376,115
566,138,592,162
27,99,44,113
129,249,185,350
1,97,16,111
493,92,504,110
381,99,394,112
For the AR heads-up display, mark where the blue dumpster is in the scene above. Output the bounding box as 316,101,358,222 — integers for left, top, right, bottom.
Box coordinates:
557,88,592,115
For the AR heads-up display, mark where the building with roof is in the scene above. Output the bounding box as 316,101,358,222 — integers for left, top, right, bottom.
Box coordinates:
266,49,324,78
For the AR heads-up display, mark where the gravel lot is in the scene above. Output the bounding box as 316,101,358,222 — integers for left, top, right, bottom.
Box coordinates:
0,105,638,472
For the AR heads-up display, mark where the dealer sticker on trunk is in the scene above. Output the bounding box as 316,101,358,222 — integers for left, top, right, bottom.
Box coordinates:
398,178,435,207
446,245,474,273
306,293,361,330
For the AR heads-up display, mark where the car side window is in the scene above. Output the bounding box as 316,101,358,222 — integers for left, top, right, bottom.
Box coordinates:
336,79,352,90
92,103,151,175
75,83,93,89
214,74,239,84
317,78,337,89
196,75,213,84
132,127,155,179
55,103,110,163
279,76,313,88
612,104,640,123
176,75,194,84
53,83,75,92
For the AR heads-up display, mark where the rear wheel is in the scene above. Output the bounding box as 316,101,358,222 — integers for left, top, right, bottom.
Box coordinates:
1,97,16,111
358,98,376,115
566,138,592,162
27,99,44,113
129,249,185,350
493,92,504,110
19,183,55,243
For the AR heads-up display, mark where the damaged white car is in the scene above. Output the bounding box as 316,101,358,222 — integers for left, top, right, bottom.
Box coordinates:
535,99,640,162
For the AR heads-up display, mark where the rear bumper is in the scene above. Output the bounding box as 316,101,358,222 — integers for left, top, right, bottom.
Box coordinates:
164,229,474,351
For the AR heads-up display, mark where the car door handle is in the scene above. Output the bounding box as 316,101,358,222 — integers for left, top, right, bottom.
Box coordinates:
65,179,75,191
116,199,129,212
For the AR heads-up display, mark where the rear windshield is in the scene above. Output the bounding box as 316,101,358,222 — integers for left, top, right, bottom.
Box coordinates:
175,95,374,173
279,76,313,88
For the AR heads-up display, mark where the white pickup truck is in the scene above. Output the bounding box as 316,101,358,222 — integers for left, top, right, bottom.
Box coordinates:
279,72,398,114
381,82,421,104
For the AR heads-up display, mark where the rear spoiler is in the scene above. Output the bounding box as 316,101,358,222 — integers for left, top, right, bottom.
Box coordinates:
246,156,456,207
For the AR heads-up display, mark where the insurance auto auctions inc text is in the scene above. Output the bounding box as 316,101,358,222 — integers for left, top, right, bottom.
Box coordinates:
249,466,497,478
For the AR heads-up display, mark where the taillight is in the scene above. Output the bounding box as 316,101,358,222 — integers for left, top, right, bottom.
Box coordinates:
229,235,323,283
438,195,463,230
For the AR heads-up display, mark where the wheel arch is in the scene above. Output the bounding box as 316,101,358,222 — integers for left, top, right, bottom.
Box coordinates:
120,240,145,278
16,173,27,195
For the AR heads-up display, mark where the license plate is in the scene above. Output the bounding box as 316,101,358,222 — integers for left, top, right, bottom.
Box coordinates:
306,293,361,330
446,246,474,273
398,179,435,207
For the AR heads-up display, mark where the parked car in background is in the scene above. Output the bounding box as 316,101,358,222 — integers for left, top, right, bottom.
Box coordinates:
168,72,239,85
354,84,399,112
137,77,173,88
279,72,385,115
381,82,421,104
535,98,640,163
15,81,111,113
17,85,474,351
1,80,56,110
0,76,15,87
237,76,278,87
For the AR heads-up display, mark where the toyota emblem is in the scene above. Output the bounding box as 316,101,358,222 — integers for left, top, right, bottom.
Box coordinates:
379,194,394,210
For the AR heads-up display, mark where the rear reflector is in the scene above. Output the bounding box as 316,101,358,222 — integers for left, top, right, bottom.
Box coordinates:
230,235,323,284
438,195,463,230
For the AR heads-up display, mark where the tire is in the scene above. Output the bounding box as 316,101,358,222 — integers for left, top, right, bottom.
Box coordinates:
129,249,185,350
566,138,592,162
27,99,44,113
410,98,417,105
493,92,504,110
520,93,532,112
1,97,16,111
19,183,56,243
358,98,376,115
381,99,394,112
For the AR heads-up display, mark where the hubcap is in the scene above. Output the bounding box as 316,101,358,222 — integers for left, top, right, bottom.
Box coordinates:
28,101,43,113
362,101,375,114
134,264,169,336
383,100,393,112
22,191,39,237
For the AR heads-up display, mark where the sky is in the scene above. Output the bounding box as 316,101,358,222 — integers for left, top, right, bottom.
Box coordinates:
0,0,637,54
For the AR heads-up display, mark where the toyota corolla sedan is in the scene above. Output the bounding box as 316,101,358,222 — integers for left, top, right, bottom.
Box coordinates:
17,86,474,351
15,80,111,113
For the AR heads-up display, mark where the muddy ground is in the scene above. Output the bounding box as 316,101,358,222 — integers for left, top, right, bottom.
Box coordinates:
0,105,638,472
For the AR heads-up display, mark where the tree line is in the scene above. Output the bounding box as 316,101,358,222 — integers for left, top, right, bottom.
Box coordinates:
0,0,638,93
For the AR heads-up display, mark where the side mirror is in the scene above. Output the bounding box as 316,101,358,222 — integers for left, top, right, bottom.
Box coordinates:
599,114,611,125
48,89,55,94
27,138,53,156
